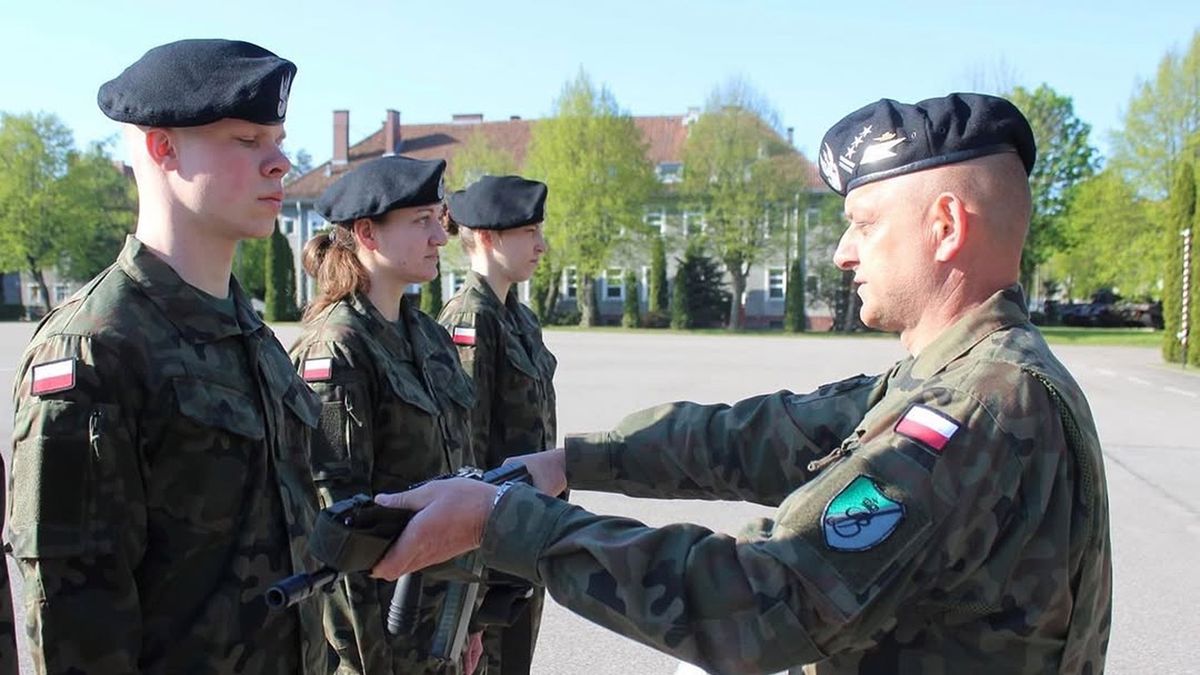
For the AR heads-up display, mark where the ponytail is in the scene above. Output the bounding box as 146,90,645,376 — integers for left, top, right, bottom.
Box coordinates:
301,225,371,321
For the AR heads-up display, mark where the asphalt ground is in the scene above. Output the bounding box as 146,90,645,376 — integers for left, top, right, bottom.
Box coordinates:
2,323,1197,674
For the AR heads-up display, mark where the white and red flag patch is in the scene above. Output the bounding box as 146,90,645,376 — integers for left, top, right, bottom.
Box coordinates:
302,357,333,382
30,357,77,396
451,326,476,346
894,404,960,453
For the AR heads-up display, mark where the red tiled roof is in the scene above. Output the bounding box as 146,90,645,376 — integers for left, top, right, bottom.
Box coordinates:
286,113,817,200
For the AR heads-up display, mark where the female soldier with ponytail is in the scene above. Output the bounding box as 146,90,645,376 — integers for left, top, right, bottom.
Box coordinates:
288,155,483,674
437,176,557,675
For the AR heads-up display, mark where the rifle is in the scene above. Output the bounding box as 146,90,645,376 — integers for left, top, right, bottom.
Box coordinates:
266,463,532,663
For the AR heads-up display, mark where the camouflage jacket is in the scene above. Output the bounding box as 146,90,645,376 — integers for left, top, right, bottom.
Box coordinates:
480,286,1112,675
4,236,326,675
438,272,557,468
289,293,476,674
0,463,16,675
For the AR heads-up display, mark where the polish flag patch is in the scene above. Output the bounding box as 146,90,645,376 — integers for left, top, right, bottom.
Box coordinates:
31,357,77,396
302,357,333,382
895,404,960,453
451,326,476,346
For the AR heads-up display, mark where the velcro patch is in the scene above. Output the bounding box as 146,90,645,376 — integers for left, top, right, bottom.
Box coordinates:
894,404,959,453
302,357,333,382
30,357,77,396
822,475,905,552
452,326,476,346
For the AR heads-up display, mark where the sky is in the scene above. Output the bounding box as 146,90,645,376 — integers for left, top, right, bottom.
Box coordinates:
2,0,1196,167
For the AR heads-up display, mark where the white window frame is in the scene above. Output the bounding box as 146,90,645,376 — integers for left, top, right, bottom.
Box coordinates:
640,265,650,302
53,282,71,304
281,217,296,236
767,267,786,300
604,267,624,300
450,270,468,295
683,210,706,236
562,267,578,299
27,283,42,307
644,208,666,236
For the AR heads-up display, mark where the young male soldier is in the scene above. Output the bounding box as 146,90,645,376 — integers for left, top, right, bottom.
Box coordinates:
369,93,1113,674
4,39,326,674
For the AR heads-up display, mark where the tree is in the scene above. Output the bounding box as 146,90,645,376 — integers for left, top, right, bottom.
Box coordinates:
1006,84,1100,289
420,263,443,317
1163,161,1195,364
783,255,806,332
58,141,136,281
621,269,640,328
285,148,313,184
1048,169,1162,301
683,78,812,329
447,130,519,191
1110,30,1200,198
670,242,730,329
233,238,269,300
265,221,299,321
525,70,655,326
648,233,668,316
0,112,137,309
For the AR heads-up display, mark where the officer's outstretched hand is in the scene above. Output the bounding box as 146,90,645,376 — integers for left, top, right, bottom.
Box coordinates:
502,447,567,497
370,478,498,581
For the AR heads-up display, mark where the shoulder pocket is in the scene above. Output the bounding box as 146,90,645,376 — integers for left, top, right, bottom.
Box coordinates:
171,377,265,439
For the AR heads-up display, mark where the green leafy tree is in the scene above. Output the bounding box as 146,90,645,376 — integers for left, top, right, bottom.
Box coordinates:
420,263,443,317
58,141,136,281
1048,169,1161,301
1163,160,1195,363
525,70,655,326
683,78,812,329
1111,29,1200,198
1006,84,1100,289
783,255,806,332
233,238,269,300
265,221,299,321
529,258,555,321
648,233,669,316
447,130,519,191
621,269,640,327
670,265,689,329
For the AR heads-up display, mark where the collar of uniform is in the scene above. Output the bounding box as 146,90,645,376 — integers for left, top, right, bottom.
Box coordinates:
118,235,260,343
347,291,414,361
465,270,527,331
909,285,1030,380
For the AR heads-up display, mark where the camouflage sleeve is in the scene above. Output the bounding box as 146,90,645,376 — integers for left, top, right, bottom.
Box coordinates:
0,463,17,675
481,379,1047,674
565,373,888,506
6,335,147,674
445,311,499,471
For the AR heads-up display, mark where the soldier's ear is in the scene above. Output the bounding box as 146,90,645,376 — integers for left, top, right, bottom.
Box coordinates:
144,128,180,171
352,218,379,252
931,192,968,263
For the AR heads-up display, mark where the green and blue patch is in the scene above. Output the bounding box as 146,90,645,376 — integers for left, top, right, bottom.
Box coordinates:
822,475,905,552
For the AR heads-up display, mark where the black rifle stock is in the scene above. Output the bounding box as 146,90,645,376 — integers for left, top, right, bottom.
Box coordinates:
265,463,532,663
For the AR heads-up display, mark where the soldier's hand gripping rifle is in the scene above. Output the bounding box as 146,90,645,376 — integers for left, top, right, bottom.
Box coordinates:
265,462,532,662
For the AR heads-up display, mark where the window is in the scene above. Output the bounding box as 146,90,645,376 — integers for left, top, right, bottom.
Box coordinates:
562,267,578,299
605,268,624,300
683,210,705,236
656,162,682,184
26,283,42,306
451,270,467,294
644,209,665,235
54,283,71,304
767,267,786,300
281,217,295,235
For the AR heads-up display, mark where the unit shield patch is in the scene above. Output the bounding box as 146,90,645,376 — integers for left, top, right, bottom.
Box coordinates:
822,475,905,552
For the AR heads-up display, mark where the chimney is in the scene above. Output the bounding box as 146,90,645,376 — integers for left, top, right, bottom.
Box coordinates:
787,127,794,146
383,109,400,156
333,110,349,165
509,115,521,121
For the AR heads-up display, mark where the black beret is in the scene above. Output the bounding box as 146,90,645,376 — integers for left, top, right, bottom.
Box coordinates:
447,175,548,230
316,156,446,224
98,39,296,127
818,93,1036,196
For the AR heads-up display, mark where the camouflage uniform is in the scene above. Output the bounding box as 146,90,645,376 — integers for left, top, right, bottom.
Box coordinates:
480,286,1112,675
438,272,557,674
4,236,327,674
289,292,476,674
0,462,16,675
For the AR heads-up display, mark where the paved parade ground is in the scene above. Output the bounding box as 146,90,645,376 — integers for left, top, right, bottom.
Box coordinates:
2,323,1198,673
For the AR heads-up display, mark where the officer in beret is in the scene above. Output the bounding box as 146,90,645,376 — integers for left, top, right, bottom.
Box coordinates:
436,176,557,675
288,155,485,674
366,93,1114,674
5,39,329,673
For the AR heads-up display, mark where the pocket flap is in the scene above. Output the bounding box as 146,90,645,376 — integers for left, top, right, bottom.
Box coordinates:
172,378,265,440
